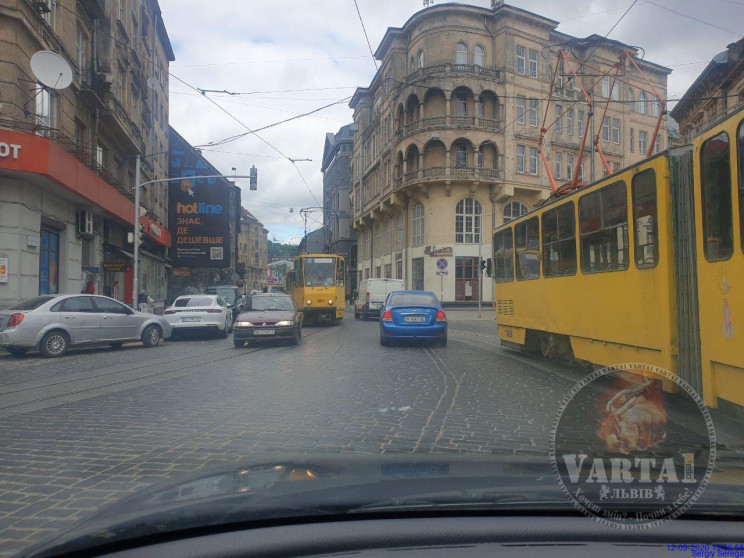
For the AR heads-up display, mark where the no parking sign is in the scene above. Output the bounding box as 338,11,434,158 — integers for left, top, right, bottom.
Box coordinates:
435,258,448,275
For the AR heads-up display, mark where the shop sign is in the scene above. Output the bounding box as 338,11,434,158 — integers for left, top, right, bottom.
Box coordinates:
0,143,21,160
0,257,8,283
149,223,162,238
103,262,127,272
425,245,453,257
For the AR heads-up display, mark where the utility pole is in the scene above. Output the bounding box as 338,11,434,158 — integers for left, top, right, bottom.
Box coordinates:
132,155,141,307
590,91,595,183
478,224,482,318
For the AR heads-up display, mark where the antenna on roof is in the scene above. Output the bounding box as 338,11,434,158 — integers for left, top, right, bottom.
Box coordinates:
423,0,434,6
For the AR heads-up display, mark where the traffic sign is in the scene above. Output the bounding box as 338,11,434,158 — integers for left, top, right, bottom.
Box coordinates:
435,258,448,271
436,270,448,276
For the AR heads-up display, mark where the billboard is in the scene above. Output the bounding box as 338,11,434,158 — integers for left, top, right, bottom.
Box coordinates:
168,178,231,267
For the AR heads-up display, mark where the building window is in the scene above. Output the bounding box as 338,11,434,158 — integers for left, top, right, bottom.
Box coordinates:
115,64,125,101
612,82,619,101
474,45,484,66
396,260,403,280
476,99,484,118
455,142,467,168
76,27,88,74
494,228,514,283
516,46,526,75
74,119,87,151
542,202,577,277
503,201,528,223
628,89,635,108
35,86,57,135
639,130,648,154
602,76,610,98
567,154,574,180
632,169,658,268
39,228,60,295
417,50,424,69
555,152,562,179
630,128,635,153
578,110,584,137
455,197,482,244
384,218,392,255
412,202,425,246
412,258,424,290
529,147,538,175
529,49,538,78
579,158,585,181
396,211,403,250
700,131,733,261
602,117,610,142
456,92,467,115
456,42,468,65
384,264,392,278
374,223,381,258
375,266,381,278
529,99,538,127
579,181,629,273
639,91,647,115
652,98,660,117
654,135,662,154
517,145,525,173
117,0,125,22
612,118,620,144
555,105,562,133
516,96,525,124
40,0,55,27
567,109,574,136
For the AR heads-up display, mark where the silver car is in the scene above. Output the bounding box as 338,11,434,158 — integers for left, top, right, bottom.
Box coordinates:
0,295,172,358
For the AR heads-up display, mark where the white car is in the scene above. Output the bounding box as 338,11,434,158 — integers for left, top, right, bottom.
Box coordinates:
164,294,233,338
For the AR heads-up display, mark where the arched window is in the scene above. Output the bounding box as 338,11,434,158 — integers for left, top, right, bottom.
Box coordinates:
455,42,468,65
412,203,425,246
455,197,482,244
410,57,415,73
473,45,484,66
639,91,647,115
503,201,528,223
652,98,660,117
417,50,424,69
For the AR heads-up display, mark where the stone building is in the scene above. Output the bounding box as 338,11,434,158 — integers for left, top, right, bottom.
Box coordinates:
321,123,357,294
350,2,669,303
0,0,174,308
238,208,268,291
670,37,744,142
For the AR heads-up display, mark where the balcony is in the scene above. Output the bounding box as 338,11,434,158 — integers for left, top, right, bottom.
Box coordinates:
77,0,105,19
76,69,107,109
100,92,144,154
399,166,502,186
397,115,502,141
408,63,503,83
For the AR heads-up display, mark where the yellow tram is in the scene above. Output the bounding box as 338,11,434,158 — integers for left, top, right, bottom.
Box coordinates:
286,254,346,325
492,106,744,412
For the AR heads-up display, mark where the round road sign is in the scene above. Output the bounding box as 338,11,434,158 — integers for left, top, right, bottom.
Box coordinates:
435,258,448,271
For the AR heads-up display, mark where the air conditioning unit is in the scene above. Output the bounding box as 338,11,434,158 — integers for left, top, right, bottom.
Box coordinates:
78,210,94,238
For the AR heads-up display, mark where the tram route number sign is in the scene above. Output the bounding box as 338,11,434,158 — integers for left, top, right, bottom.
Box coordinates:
435,258,448,271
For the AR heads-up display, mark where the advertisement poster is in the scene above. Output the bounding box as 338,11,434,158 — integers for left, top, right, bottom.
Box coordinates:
168,178,231,267
0,257,8,283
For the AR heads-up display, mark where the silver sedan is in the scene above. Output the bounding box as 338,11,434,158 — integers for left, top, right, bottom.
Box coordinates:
0,295,172,358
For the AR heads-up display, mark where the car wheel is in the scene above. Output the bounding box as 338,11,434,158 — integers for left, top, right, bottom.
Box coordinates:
5,346,29,356
219,318,229,339
436,335,447,348
109,342,124,349
290,329,300,345
39,331,69,358
141,325,162,348
363,307,368,320
233,337,244,348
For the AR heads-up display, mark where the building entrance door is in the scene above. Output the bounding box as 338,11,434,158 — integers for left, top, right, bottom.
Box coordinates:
455,256,479,301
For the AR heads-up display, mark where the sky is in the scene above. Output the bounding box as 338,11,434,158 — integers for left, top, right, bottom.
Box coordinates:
159,0,743,244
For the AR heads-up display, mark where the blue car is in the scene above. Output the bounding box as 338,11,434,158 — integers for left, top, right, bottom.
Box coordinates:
379,291,447,347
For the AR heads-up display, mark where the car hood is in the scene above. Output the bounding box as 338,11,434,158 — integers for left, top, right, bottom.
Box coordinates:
237,310,295,322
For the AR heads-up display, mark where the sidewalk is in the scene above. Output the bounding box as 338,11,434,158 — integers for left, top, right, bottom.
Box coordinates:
443,307,497,323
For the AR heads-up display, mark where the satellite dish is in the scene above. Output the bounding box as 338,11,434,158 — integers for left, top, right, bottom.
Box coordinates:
146,77,159,90
30,51,73,90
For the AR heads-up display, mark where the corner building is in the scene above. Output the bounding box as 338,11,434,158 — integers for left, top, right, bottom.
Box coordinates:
350,2,669,303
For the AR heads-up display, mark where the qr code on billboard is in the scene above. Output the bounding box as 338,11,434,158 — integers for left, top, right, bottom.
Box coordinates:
210,247,224,261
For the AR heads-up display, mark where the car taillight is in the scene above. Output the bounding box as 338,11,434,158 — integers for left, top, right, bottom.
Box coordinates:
206,309,222,313
381,310,392,321
366,292,370,301
436,310,447,322
7,313,24,327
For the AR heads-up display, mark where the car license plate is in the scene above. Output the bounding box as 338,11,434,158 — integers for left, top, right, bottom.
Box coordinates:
403,316,426,323
181,317,200,322
254,329,275,336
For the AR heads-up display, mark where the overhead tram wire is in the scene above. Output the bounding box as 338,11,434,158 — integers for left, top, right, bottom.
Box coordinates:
641,0,741,35
169,73,321,206
353,0,379,71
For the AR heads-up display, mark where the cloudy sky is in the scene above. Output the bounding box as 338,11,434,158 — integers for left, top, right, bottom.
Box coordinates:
159,0,742,243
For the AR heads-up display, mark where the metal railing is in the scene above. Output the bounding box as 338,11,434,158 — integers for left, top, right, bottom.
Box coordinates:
394,166,501,186
410,63,502,82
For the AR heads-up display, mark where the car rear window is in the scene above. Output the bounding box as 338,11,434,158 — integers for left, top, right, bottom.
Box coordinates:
6,296,55,310
388,293,438,307
174,297,214,307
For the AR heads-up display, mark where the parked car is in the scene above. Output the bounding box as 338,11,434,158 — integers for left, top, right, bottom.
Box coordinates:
233,294,302,347
355,278,405,320
379,291,447,347
164,295,233,338
0,295,171,358
205,286,244,321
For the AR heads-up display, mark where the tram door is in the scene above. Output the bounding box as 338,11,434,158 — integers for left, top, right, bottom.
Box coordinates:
455,257,479,301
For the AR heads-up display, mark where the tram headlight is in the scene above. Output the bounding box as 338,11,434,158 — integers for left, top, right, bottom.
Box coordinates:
306,299,312,305
328,299,333,305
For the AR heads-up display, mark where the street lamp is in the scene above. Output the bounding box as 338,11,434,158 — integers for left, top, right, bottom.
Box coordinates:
132,155,254,307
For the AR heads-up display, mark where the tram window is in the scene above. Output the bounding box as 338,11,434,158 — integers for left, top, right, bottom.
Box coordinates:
515,217,540,280
738,121,744,253
701,131,733,261
542,202,577,277
632,169,658,268
494,228,514,282
579,181,629,273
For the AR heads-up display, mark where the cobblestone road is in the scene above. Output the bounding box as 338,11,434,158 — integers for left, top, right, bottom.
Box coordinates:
0,310,585,556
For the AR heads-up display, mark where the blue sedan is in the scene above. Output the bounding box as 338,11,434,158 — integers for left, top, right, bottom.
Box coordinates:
379,291,447,347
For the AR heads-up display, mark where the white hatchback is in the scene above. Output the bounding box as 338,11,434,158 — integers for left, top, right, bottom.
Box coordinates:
164,295,233,338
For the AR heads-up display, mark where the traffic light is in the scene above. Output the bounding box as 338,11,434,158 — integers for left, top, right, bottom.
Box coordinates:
249,165,257,190
128,222,145,246
480,259,487,272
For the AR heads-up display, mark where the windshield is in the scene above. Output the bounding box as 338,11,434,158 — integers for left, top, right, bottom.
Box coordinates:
249,296,294,311
303,258,335,287
6,296,55,311
3,2,744,556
